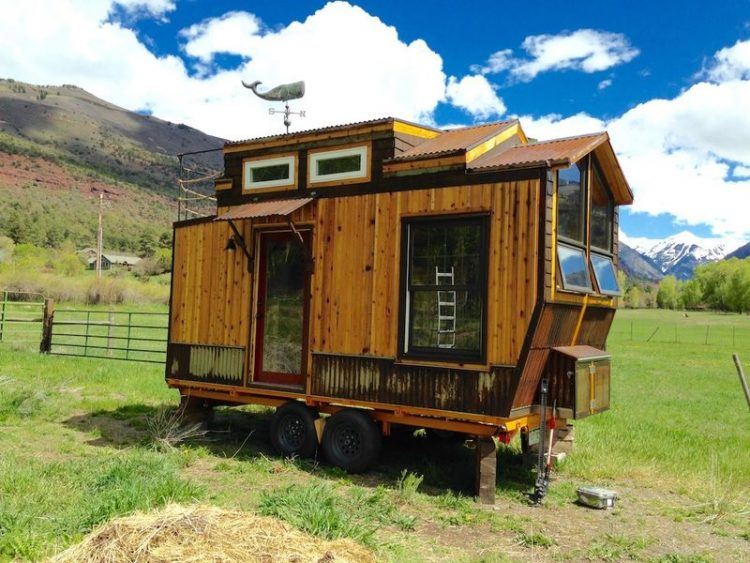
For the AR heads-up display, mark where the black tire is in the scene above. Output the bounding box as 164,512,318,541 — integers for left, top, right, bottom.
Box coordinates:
322,409,382,473
270,401,319,459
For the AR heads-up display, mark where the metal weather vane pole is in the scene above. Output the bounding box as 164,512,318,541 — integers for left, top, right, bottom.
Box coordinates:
241,79,306,133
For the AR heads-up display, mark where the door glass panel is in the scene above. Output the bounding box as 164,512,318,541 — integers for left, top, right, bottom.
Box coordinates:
262,238,304,374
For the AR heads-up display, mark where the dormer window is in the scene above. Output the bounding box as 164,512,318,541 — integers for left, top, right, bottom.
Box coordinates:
243,154,297,193
308,144,369,186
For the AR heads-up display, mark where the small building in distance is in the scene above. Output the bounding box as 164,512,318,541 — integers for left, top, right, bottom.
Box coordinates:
78,248,142,271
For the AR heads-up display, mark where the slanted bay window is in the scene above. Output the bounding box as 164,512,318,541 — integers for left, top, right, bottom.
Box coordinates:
400,216,488,362
555,156,619,295
308,145,369,185
243,154,296,193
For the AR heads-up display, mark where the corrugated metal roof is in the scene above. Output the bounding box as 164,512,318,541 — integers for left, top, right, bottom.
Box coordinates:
214,197,314,221
88,253,142,264
391,120,518,161
468,132,608,171
225,117,440,147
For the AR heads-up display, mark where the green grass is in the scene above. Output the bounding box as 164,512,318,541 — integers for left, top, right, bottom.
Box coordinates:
0,309,749,561
562,309,750,499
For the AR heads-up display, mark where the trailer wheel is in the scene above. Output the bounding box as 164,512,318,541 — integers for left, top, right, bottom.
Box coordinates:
270,402,319,459
322,409,381,473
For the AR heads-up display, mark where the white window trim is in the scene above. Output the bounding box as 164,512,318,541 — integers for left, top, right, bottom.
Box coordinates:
309,145,368,184
243,155,296,191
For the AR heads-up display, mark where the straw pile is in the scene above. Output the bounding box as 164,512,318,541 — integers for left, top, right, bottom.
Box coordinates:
50,504,376,563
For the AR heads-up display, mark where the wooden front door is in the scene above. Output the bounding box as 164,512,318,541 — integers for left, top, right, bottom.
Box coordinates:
253,230,310,388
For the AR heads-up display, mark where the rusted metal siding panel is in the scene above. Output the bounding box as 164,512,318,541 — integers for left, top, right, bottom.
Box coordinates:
532,303,582,348
311,353,517,417
167,343,245,385
577,307,615,349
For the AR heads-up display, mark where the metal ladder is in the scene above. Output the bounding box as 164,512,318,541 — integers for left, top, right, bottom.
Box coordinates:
435,267,456,348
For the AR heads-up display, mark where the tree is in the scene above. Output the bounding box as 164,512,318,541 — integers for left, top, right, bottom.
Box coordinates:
0,236,14,264
680,278,703,309
158,231,172,248
656,275,680,309
138,230,157,257
625,284,645,308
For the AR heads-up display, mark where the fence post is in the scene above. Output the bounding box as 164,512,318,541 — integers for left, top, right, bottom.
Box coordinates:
84,311,91,357
732,354,750,411
126,312,132,361
705,325,710,345
107,311,114,357
0,290,7,342
39,298,55,353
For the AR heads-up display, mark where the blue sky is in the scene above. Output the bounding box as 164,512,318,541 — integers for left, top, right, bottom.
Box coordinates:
2,0,750,242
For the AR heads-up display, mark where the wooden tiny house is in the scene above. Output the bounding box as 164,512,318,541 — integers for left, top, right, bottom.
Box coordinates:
166,117,632,496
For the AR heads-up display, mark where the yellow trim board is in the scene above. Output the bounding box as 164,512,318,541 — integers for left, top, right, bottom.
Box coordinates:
466,123,524,163
393,120,441,139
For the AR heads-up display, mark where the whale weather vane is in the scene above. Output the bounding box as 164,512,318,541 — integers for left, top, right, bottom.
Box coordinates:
242,80,306,134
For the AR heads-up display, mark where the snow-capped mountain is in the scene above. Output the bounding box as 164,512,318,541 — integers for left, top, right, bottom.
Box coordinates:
620,231,747,280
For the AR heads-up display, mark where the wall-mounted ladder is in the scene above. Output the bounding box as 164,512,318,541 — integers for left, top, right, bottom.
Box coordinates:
435,266,456,349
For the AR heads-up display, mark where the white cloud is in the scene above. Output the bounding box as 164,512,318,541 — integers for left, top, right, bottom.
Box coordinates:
0,1,454,140
445,75,506,120
520,40,750,238
598,78,613,90
702,39,750,81
0,1,748,238
477,29,639,82
180,11,263,64
112,0,175,18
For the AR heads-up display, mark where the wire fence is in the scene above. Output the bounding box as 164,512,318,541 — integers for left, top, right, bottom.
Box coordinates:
609,319,750,349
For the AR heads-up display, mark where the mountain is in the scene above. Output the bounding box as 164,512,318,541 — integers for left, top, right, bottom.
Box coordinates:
0,78,225,252
618,242,663,281
726,241,750,260
624,231,747,280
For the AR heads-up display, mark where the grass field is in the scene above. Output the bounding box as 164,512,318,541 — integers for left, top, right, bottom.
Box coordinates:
0,309,748,561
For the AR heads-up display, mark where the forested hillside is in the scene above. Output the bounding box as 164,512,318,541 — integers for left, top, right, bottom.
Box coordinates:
0,79,224,252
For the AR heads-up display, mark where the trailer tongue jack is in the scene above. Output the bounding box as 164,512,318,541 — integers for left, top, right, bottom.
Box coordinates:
532,378,556,505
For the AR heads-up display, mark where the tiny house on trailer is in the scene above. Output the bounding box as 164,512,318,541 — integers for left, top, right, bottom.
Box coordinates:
166,117,633,501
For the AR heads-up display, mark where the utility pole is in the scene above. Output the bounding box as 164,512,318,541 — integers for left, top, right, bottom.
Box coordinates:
96,193,103,279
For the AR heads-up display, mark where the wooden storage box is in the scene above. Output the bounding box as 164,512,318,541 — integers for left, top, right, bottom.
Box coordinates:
549,345,611,419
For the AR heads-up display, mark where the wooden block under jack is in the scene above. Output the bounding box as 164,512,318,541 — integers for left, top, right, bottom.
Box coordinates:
474,436,496,505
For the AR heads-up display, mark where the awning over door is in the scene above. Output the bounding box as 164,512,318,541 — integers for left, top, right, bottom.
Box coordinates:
214,197,313,221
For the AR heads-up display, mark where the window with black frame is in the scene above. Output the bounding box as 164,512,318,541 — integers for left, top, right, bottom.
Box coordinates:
557,161,586,244
556,160,593,292
590,161,614,253
402,216,488,361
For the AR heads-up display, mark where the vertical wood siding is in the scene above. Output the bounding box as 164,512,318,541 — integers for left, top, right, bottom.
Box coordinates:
170,178,540,416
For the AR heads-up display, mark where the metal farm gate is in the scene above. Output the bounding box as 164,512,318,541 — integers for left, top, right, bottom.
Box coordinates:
48,308,168,363
0,290,46,350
